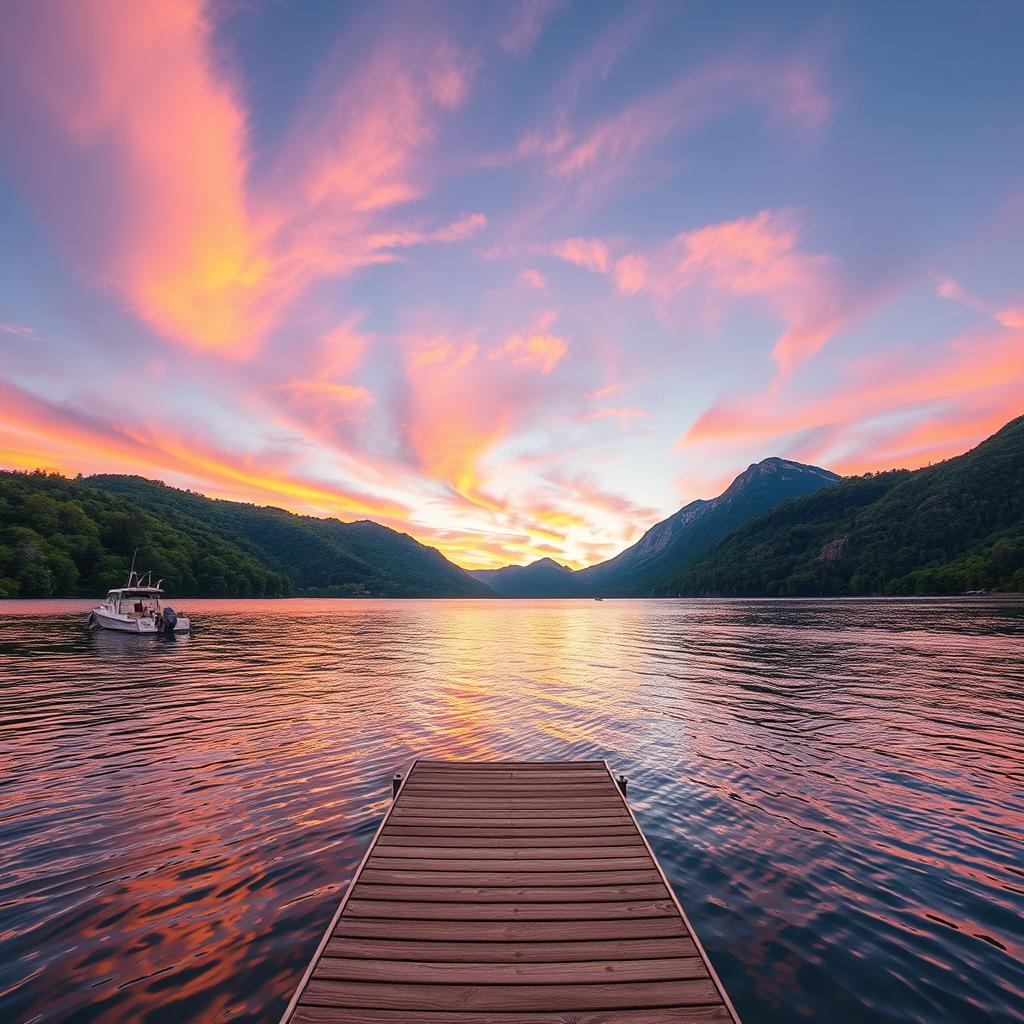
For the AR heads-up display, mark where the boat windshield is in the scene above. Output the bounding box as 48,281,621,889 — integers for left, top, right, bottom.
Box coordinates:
106,590,162,616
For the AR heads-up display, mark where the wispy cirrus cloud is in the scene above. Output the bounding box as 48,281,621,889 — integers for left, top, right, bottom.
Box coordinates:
682,326,1024,472
0,1,484,357
0,323,40,341
490,53,832,207
937,278,1024,329
499,0,566,56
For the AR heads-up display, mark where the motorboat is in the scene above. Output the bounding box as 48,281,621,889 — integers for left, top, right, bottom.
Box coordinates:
88,565,190,634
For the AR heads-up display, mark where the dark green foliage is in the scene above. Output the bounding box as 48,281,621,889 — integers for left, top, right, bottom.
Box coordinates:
0,471,490,598
85,475,491,598
668,415,1024,596
0,471,288,598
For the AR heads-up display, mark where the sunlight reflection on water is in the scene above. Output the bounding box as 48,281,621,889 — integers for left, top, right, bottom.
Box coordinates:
1,597,1023,1023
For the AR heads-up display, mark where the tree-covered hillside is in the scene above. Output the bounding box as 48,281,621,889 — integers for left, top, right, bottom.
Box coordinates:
86,475,491,598
0,471,492,598
666,415,1024,596
0,471,289,598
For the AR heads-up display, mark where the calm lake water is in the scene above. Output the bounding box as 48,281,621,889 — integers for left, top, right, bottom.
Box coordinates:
1,598,1022,1023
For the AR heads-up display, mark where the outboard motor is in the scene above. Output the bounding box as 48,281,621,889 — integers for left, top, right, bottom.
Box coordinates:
161,607,178,634
87,611,97,628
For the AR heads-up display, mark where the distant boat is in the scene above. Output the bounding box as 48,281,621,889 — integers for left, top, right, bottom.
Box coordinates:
594,596,604,601
964,589,990,596
87,558,190,634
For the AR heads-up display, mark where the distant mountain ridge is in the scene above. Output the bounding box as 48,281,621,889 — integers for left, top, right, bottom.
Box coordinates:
574,458,839,595
472,457,840,597
471,557,577,597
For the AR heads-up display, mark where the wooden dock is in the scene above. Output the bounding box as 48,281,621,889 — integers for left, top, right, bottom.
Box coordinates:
281,759,740,1023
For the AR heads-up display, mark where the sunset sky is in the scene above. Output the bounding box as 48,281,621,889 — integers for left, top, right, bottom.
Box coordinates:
1,1,1022,569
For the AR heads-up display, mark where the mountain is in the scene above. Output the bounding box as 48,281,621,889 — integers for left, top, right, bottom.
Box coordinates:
574,458,840,596
667,415,1024,596
0,471,492,598
471,557,577,597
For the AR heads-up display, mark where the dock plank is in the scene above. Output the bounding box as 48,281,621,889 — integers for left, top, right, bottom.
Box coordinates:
323,936,700,962
331,916,690,941
300,978,723,1011
281,760,739,1023
313,955,709,984
351,883,670,902
292,1008,734,1023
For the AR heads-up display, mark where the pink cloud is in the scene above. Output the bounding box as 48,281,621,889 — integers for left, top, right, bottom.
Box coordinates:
938,277,1024,331
612,253,647,295
548,237,611,273
545,468,659,523
675,210,845,373
0,323,40,341
528,212,846,374
432,212,488,243
519,267,548,290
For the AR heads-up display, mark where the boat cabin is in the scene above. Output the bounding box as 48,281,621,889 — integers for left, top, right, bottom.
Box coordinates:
101,587,164,618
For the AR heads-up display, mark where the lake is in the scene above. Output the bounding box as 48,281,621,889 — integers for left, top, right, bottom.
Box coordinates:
1,597,1022,1023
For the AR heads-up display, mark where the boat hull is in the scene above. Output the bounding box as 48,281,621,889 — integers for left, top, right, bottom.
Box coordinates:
92,610,190,633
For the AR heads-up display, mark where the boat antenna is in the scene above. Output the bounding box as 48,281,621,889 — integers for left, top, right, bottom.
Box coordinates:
127,548,138,587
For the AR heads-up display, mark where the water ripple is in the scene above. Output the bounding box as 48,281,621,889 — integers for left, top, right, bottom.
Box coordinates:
1,597,1023,1023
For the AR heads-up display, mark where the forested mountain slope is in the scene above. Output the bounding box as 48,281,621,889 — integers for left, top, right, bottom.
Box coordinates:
0,471,492,598
667,415,1024,596
87,476,492,598
0,471,288,598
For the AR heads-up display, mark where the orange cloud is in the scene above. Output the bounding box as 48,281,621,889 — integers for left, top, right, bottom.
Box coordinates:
274,380,374,427
490,332,569,374
682,326,1024,473
545,469,659,524
0,3,483,358
432,212,488,242
0,378,410,522
0,0,268,354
